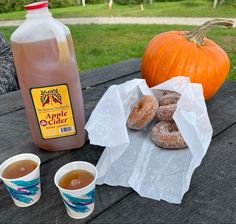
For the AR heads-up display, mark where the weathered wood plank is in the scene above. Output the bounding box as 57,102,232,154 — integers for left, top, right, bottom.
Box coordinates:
0,59,140,116
0,91,24,116
80,58,140,88
0,144,132,224
207,81,236,135
88,124,236,224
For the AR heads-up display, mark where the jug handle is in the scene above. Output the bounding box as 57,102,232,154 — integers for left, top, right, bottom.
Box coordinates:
42,21,71,62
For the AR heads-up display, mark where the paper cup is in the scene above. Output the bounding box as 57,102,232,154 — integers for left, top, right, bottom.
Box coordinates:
0,153,41,207
54,161,97,219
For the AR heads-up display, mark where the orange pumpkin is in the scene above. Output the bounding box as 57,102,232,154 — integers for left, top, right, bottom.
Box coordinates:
141,19,233,99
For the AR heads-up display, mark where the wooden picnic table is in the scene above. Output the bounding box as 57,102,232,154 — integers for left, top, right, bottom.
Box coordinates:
0,59,236,224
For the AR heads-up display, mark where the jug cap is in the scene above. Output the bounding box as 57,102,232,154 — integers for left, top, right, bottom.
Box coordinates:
25,1,48,10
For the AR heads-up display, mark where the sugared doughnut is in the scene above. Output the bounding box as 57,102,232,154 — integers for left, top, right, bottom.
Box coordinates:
159,92,181,106
151,121,187,149
156,104,177,121
127,95,159,130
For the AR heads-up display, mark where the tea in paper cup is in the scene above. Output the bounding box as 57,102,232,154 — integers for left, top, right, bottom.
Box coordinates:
0,153,41,207
54,161,97,219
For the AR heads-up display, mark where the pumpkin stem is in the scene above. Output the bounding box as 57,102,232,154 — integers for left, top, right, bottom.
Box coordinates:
185,19,234,46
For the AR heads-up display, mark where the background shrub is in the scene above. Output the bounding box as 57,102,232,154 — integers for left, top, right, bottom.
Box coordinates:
114,0,183,4
221,0,236,6
0,0,77,13
205,0,236,6
0,0,27,13
48,0,77,8
86,0,107,3
114,0,145,4
0,0,234,13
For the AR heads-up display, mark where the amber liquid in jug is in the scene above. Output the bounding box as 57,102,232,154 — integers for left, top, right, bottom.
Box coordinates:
11,2,85,151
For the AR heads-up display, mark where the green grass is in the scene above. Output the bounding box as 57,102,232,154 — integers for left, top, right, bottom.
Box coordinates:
0,1,235,20
1,24,235,79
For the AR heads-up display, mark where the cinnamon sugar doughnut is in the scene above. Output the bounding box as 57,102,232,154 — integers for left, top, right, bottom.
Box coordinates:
159,92,181,106
127,95,159,130
151,121,187,149
156,104,177,121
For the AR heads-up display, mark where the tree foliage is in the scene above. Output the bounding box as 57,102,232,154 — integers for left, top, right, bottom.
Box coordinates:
0,0,77,13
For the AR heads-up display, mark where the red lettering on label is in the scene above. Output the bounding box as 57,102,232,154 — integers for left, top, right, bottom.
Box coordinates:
45,114,51,119
45,111,68,126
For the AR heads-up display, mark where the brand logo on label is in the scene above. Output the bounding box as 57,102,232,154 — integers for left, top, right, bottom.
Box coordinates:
40,89,62,107
40,120,47,126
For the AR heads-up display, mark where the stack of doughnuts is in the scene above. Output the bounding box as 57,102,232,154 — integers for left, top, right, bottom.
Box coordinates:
127,91,187,150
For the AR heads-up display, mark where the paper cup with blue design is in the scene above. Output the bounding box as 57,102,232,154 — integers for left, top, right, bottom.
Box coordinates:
54,161,97,219
0,153,41,207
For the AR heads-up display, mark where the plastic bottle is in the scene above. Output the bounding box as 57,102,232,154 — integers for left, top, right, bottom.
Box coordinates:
11,1,85,151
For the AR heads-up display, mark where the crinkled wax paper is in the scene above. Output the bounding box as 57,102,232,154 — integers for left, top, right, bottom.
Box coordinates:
85,77,213,204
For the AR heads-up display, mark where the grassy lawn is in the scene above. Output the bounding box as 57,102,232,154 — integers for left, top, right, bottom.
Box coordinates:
0,1,235,20
1,24,235,79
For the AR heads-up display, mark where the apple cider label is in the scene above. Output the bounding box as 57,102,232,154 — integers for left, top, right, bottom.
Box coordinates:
30,84,76,139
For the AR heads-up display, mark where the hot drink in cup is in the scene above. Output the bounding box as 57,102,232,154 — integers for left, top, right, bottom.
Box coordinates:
54,161,97,219
0,153,41,207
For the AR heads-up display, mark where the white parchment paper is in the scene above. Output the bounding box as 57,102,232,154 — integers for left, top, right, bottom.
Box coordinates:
85,77,213,204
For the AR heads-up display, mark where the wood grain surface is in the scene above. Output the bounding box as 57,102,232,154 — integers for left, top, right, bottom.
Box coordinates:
0,59,236,224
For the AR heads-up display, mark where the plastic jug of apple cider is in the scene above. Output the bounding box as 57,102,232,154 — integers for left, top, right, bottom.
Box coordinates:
10,1,85,151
